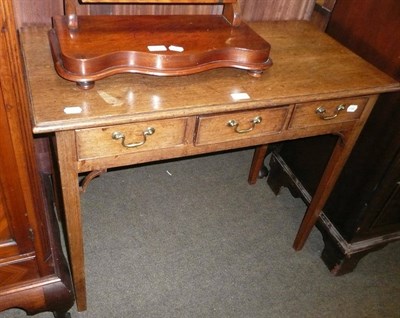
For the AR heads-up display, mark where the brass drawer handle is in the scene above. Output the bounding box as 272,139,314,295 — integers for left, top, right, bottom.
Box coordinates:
316,104,345,120
112,127,155,148
227,116,262,134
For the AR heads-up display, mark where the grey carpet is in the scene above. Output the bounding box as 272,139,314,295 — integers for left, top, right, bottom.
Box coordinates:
3,149,400,318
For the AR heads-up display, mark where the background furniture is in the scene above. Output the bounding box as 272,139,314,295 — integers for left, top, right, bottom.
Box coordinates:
310,0,336,31
0,0,73,317
267,0,400,275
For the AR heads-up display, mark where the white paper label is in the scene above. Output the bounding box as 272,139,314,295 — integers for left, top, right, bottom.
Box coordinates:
147,45,168,52
347,104,358,112
168,45,184,52
231,92,251,101
64,106,82,114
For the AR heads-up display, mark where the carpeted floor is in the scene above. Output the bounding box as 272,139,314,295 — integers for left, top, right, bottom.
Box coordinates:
3,149,400,318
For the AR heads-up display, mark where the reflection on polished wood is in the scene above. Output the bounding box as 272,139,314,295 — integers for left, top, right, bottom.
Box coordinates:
21,21,400,312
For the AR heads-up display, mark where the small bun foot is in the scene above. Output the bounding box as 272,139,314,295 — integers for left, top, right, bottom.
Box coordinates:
248,70,263,78
76,81,95,90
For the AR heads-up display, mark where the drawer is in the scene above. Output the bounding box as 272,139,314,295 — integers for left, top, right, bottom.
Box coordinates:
195,107,289,145
76,118,188,160
289,97,368,129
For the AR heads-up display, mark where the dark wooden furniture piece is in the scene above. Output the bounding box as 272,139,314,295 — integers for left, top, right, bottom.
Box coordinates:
20,20,399,312
0,0,74,316
49,0,272,89
267,0,400,275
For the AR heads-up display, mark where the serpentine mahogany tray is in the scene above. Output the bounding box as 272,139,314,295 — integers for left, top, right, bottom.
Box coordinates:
48,14,272,89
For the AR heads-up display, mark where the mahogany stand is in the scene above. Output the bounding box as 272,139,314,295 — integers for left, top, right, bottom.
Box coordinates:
48,0,272,89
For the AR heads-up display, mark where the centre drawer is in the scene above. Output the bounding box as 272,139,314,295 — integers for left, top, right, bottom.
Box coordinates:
76,117,188,160
288,97,368,129
195,107,289,145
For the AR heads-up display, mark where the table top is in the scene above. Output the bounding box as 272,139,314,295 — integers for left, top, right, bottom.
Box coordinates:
21,21,399,134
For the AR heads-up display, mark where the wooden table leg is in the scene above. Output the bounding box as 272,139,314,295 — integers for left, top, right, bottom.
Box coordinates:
55,131,87,311
248,144,269,184
293,95,378,250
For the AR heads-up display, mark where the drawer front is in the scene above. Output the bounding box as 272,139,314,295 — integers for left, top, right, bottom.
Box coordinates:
195,107,289,145
289,97,368,129
77,118,188,159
